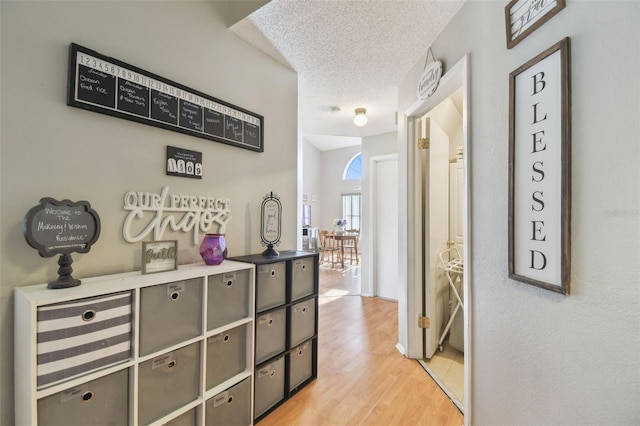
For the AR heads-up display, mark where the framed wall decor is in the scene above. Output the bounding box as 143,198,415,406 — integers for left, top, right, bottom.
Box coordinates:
508,37,571,294
68,43,264,152
142,240,178,274
166,146,203,179
505,0,566,49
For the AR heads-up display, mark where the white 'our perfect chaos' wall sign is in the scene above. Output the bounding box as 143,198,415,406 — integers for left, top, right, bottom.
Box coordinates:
123,186,232,245
508,38,571,295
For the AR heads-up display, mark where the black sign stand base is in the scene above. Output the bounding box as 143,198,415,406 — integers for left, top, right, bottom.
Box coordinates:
48,254,81,289
261,244,279,257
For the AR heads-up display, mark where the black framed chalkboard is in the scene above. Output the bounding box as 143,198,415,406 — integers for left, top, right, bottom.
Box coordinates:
67,43,264,152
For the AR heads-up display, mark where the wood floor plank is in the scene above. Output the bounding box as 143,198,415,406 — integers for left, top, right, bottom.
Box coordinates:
257,266,463,426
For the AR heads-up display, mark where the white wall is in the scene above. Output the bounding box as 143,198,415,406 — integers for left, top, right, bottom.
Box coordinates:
302,138,322,228
399,1,639,424
319,145,361,231
0,2,298,425
361,131,398,296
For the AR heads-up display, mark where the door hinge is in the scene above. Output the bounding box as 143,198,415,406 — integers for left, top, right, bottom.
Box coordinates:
418,316,430,328
417,137,429,150
446,240,455,248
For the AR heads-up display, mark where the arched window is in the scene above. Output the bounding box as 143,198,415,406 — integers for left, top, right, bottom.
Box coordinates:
342,153,362,230
343,153,362,180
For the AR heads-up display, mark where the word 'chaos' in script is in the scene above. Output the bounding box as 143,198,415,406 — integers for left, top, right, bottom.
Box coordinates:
123,186,232,245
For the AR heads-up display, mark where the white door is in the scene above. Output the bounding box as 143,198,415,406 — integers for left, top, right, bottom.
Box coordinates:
450,161,464,254
422,116,451,359
374,157,399,301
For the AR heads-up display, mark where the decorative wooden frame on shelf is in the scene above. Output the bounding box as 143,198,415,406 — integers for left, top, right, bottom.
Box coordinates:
508,37,571,295
505,0,566,49
142,240,178,274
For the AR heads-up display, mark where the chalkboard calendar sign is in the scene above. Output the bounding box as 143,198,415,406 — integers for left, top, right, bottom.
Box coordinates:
67,43,264,152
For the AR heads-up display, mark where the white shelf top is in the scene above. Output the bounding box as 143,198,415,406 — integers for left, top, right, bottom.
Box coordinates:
15,260,254,306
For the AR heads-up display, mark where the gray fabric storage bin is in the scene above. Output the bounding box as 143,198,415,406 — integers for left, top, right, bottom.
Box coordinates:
255,262,286,311
37,368,129,426
289,339,313,390
207,270,251,330
290,298,316,347
205,377,251,426
139,279,202,356
291,257,315,301
255,307,286,364
254,356,284,418
165,407,197,426
206,323,248,390
138,342,200,425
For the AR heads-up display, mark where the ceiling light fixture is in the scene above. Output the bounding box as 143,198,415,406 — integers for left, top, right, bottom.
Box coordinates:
354,108,367,127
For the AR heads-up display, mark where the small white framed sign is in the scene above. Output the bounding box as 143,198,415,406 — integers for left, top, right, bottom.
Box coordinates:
505,0,566,49
508,37,571,294
142,240,178,274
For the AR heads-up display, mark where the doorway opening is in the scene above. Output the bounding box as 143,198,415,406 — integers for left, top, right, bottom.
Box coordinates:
417,88,465,410
402,55,470,420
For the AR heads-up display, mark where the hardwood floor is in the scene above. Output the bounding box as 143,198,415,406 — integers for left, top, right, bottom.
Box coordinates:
257,265,463,426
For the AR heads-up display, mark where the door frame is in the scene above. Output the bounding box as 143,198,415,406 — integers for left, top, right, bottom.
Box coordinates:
400,54,471,422
365,154,399,298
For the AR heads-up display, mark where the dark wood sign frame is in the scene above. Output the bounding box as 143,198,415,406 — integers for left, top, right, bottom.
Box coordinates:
508,37,571,295
67,43,264,152
505,0,566,49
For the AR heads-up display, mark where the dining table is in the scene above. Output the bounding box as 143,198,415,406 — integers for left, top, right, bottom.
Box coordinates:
328,232,358,268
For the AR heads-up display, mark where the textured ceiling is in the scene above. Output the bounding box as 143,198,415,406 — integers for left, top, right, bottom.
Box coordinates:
231,0,464,150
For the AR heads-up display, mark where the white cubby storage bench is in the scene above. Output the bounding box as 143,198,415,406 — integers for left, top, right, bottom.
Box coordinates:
14,261,255,426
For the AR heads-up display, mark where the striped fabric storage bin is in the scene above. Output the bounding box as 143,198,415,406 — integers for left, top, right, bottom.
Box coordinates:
36,291,132,389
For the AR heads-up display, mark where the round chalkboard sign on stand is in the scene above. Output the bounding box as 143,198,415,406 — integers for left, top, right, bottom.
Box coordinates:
23,198,101,289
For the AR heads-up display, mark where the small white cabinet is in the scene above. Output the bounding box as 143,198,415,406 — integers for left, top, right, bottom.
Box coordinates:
15,261,255,426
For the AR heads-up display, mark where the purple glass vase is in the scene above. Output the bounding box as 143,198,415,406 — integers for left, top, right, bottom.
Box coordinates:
199,233,227,265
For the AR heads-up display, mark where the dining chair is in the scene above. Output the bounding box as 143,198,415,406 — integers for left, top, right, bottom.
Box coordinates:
343,229,359,265
319,230,341,267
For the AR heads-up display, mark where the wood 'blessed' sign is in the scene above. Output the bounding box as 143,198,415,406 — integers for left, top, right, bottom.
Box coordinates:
67,43,264,152
508,38,571,294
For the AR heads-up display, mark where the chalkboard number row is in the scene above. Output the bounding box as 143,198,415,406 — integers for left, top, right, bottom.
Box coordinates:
68,43,264,152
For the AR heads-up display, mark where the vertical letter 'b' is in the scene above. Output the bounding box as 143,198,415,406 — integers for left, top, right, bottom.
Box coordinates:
532,71,546,95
